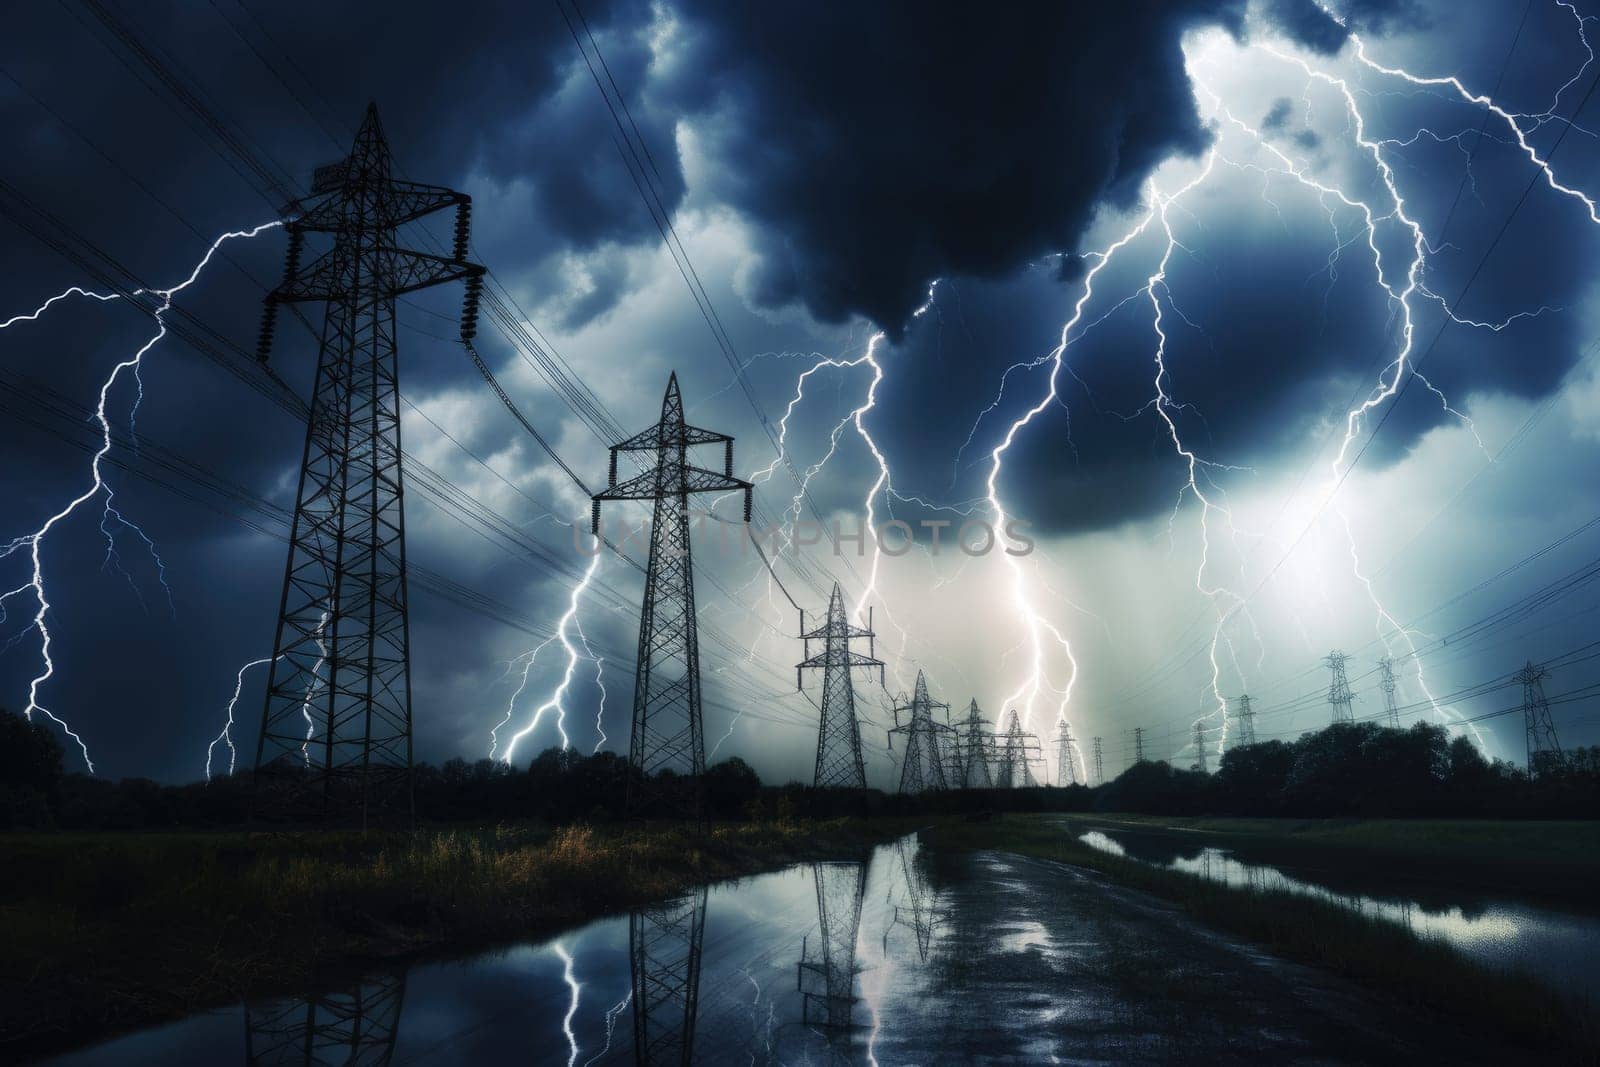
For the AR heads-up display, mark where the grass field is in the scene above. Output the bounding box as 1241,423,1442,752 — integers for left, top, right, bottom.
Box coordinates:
926,814,1600,1063
0,817,909,1059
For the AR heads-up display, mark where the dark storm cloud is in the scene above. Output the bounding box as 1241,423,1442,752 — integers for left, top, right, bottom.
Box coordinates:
665,0,1249,337
1260,0,1426,55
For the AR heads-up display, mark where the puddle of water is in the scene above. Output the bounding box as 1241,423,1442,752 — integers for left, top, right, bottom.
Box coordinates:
42,827,1599,1064
1076,827,1600,999
45,837,941,1066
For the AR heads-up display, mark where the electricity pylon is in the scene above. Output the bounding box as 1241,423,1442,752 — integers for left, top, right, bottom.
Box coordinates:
631,888,708,1065
245,970,406,1065
798,861,867,1035
592,373,752,818
995,709,1043,788
1092,736,1105,785
1515,660,1562,778
1229,693,1256,747
253,105,482,827
1192,721,1209,774
1052,718,1080,786
888,670,952,793
953,699,996,788
797,583,883,789
1377,656,1401,728
1133,726,1145,766
1324,650,1355,724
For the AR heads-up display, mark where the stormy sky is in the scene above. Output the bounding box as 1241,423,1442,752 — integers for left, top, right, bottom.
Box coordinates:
4,0,1600,786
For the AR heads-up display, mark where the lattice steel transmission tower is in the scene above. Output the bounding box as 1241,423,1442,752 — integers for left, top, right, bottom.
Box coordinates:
952,699,996,788
1052,718,1080,786
888,671,952,793
1377,656,1402,728
245,970,406,1065
592,373,752,817
1092,736,1105,785
995,709,1044,788
798,861,867,1036
631,888,708,1065
1192,721,1209,774
253,105,482,827
1324,651,1355,724
797,583,883,789
1133,726,1145,765
1229,694,1256,748
1515,660,1562,778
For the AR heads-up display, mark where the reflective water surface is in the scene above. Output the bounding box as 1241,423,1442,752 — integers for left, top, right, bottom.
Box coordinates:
45,828,1595,1064
1076,826,1600,999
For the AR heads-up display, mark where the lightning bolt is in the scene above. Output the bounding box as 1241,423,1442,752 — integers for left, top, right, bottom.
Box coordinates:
496,546,601,762
205,654,275,780
582,990,630,1067
552,941,581,1067
0,220,280,771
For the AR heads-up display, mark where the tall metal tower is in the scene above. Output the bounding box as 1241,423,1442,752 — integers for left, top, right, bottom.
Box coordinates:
797,583,883,789
1133,726,1145,765
245,970,406,1065
1515,660,1562,778
1092,736,1105,785
1377,656,1401,728
1052,718,1079,786
1230,693,1256,747
631,888,708,1065
1192,721,1209,774
797,860,867,1036
995,709,1043,788
253,105,482,826
1324,651,1355,724
953,699,995,788
888,671,952,793
592,374,753,816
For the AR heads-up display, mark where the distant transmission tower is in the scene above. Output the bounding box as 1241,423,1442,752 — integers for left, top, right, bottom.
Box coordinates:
1192,721,1209,774
1052,719,1079,786
888,671,952,793
1133,726,1145,765
1092,736,1105,785
797,861,867,1035
995,709,1044,788
1230,694,1256,747
631,888,707,1064
1324,651,1355,724
592,373,753,818
1377,656,1401,728
253,105,482,827
797,583,883,789
953,699,995,789
1515,660,1562,778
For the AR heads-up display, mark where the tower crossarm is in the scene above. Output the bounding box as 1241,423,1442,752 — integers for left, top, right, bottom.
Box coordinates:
592,463,753,501
610,421,732,453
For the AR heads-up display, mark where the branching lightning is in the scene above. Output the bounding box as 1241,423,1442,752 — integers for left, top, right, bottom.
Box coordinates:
0,220,279,771
496,546,602,762
205,654,275,780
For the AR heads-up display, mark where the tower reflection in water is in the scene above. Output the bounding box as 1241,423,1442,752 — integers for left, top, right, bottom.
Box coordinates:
797,860,868,1045
244,971,406,1066
629,886,708,1065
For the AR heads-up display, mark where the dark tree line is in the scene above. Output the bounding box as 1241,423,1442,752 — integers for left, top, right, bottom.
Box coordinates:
1097,721,1600,818
2,709,1595,830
